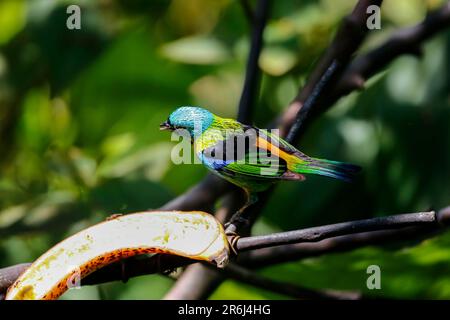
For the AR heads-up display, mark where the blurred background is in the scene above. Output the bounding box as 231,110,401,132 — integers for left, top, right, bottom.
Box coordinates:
0,0,449,299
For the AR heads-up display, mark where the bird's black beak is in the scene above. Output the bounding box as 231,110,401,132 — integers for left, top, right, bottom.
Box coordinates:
159,121,172,131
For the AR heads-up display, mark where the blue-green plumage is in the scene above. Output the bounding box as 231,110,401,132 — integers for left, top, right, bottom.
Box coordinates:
161,106,360,210
167,106,214,137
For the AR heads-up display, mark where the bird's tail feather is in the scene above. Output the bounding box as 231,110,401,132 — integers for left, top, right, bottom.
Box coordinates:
289,157,361,182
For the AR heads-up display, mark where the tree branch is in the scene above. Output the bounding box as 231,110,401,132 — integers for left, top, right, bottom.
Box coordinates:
236,211,439,252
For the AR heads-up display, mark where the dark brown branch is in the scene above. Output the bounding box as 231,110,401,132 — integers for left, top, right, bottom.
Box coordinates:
236,211,438,252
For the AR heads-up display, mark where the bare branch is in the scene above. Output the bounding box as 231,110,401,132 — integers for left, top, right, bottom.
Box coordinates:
236,211,438,252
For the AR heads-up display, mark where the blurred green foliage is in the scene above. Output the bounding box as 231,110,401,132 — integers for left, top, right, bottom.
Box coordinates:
0,0,449,299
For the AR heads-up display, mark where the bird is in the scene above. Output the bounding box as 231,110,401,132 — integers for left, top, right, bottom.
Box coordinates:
160,106,360,226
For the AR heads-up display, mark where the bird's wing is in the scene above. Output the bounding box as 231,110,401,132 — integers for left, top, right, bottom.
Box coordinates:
199,126,303,180
256,128,361,181
255,128,310,160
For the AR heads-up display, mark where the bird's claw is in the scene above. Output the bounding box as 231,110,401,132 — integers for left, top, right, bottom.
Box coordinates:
225,230,240,256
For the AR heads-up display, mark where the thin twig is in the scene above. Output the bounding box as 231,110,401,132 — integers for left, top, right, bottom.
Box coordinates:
236,211,437,252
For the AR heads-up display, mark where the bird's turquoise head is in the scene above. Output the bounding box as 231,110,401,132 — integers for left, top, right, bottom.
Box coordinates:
160,106,214,137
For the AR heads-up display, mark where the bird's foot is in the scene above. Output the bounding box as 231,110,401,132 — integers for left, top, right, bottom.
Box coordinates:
225,229,240,256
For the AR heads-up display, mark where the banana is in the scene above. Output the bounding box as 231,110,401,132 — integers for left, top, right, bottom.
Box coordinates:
5,211,229,300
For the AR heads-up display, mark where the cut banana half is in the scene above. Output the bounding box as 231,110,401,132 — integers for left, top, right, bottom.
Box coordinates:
5,211,229,300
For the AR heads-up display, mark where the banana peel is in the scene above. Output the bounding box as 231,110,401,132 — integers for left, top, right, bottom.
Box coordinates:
5,211,229,300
